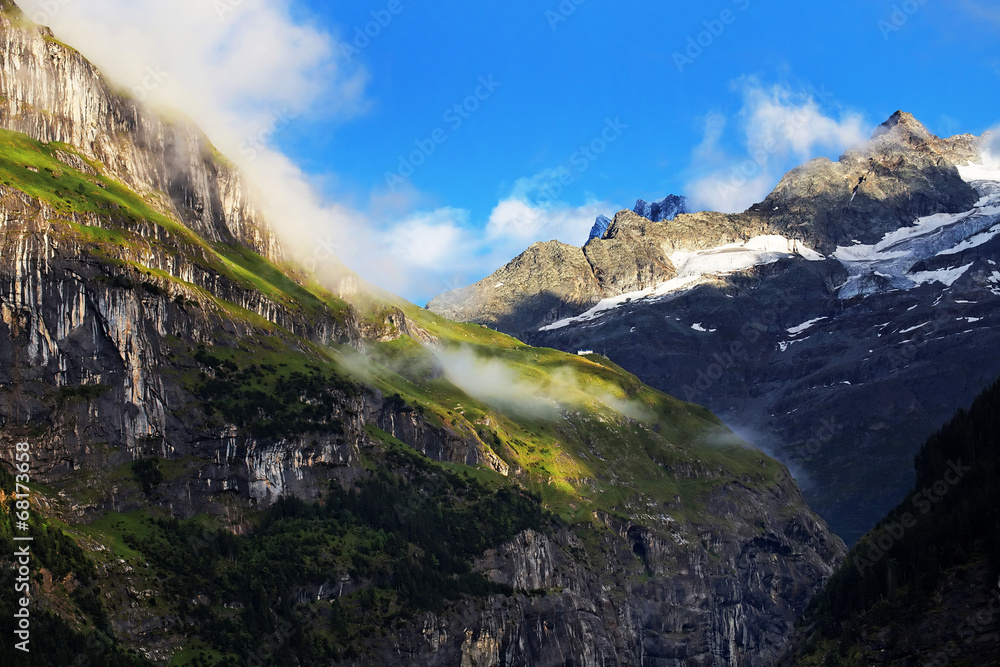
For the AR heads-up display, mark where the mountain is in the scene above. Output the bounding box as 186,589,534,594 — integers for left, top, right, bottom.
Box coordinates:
780,376,1000,665
588,196,688,242
588,214,612,241
428,112,1000,545
633,194,688,224
0,5,842,665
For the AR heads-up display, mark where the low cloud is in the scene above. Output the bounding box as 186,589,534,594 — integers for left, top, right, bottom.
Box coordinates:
15,0,614,305
433,347,652,421
373,182,610,301
686,79,871,213
981,126,1000,163
18,0,368,143
485,196,609,250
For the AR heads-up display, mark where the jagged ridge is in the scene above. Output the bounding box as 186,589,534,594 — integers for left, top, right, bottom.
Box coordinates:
429,113,980,334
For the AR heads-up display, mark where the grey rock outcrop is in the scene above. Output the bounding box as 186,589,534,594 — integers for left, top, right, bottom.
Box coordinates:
633,194,688,223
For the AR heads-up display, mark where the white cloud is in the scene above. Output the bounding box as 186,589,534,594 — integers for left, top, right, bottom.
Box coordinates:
959,0,1000,27
688,173,776,217
382,209,470,270
982,126,1000,163
692,112,728,165
434,346,652,421
485,197,607,247
18,0,367,149
369,192,610,302
686,80,871,214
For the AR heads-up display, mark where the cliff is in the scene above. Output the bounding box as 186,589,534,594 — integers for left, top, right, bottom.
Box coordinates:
0,9,283,263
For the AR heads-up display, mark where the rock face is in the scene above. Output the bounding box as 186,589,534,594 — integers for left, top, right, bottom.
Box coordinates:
633,194,688,223
432,195,693,329
427,240,604,333
588,213,612,241
0,11,282,263
431,111,1000,545
0,5,845,666
381,492,843,667
588,196,688,242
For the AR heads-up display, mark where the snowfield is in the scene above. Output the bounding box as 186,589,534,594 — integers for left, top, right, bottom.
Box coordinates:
539,157,1000,332
834,158,1000,299
540,235,822,331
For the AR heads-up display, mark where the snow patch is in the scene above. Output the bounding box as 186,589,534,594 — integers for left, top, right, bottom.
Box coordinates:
787,317,827,336
909,263,974,288
899,322,930,334
539,235,822,331
671,235,824,280
777,337,809,352
538,275,703,331
958,160,1000,183
834,196,999,299
938,224,1000,255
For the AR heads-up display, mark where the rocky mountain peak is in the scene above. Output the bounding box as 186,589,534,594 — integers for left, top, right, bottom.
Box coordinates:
633,194,688,222
587,195,688,242
588,214,612,240
870,109,935,151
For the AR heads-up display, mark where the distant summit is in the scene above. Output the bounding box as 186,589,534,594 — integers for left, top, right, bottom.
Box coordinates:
633,194,688,223
587,195,688,241
588,214,612,241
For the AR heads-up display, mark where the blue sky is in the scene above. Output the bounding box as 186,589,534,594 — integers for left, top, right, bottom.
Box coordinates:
17,0,1000,303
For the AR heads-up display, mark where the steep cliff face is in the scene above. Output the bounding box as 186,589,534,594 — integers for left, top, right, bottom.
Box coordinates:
0,9,282,263
0,5,843,666
374,473,841,667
